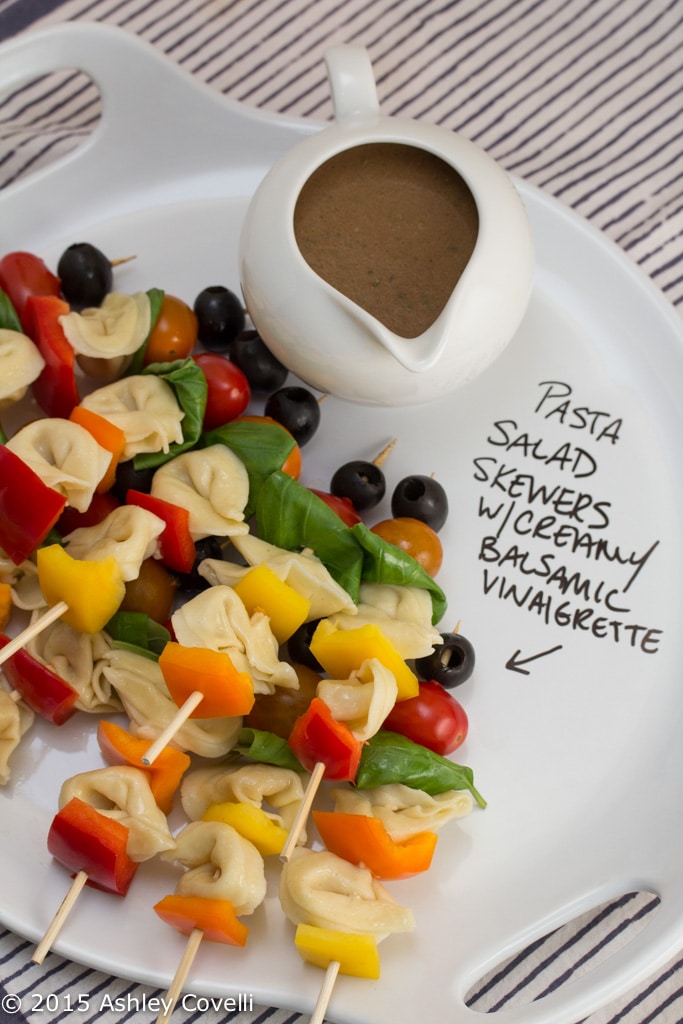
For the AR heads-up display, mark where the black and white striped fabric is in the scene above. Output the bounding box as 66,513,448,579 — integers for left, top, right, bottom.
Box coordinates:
1,2,682,1023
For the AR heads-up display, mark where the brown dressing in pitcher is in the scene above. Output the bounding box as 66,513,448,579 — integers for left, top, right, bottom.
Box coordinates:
293,142,479,339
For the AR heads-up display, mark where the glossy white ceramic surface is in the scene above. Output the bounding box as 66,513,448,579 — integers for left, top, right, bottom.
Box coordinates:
1,23,683,1024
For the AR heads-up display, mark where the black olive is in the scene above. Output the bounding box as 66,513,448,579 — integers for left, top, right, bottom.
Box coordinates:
57,242,113,308
264,385,321,446
231,329,288,393
286,619,323,671
193,285,245,351
111,460,155,503
173,536,225,595
391,474,449,531
330,460,386,511
415,632,476,688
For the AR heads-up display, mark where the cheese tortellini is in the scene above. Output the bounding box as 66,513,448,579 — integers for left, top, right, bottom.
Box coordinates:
161,820,266,915
180,763,308,836
0,329,44,407
92,648,242,758
199,533,357,620
330,783,474,842
326,582,442,659
59,766,175,860
317,658,398,741
151,445,249,540
61,505,165,581
171,585,298,693
79,374,184,460
6,418,111,512
26,618,118,713
279,848,415,939
0,687,34,785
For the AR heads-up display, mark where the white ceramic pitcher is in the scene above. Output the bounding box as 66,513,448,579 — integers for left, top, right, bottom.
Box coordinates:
239,44,534,406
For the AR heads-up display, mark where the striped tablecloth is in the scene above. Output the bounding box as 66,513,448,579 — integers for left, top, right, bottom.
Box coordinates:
1,2,682,1024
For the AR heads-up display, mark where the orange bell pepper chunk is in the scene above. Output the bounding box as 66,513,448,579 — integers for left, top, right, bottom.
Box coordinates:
158,641,254,718
313,810,437,880
0,583,12,632
153,894,249,946
97,720,190,815
69,405,126,494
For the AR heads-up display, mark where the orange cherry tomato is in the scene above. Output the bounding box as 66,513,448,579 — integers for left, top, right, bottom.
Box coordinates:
237,415,302,479
370,516,443,577
143,294,198,365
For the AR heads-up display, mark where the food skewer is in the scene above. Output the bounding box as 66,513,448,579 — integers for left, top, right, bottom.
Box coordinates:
157,927,204,1024
32,870,88,965
0,545,125,669
142,642,254,766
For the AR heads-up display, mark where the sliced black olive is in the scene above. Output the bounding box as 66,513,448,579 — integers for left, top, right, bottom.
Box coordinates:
194,285,245,351
391,474,449,531
415,631,475,688
57,242,113,308
264,385,321,446
330,460,386,511
231,329,288,393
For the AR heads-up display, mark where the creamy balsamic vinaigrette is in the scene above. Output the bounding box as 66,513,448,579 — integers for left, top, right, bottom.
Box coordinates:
293,142,479,339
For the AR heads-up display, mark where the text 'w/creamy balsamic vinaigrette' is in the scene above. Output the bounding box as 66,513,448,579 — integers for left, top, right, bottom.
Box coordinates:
293,143,479,340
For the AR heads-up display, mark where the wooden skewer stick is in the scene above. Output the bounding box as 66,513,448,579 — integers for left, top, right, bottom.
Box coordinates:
372,438,396,467
280,761,326,862
156,927,204,1024
309,959,340,1024
32,869,88,965
0,601,68,669
110,255,137,267
142,690,204,766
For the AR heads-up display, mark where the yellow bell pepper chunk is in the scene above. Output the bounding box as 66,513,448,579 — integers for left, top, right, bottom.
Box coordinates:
37,544,125,634
310,620,419,700
202,801,287,856
232,563,311,644
294,923,380,979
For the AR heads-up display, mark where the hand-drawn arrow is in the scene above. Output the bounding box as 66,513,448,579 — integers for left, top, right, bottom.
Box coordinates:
506,645,563,675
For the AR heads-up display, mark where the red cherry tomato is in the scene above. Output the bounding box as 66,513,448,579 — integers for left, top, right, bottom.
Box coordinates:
0,251,61,329
194,353,251,429
309,489,362,526
143,294,198,365
56,491,121,536
382,681,468,756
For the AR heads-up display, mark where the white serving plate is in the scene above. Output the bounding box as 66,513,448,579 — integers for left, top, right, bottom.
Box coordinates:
2,22,683,1024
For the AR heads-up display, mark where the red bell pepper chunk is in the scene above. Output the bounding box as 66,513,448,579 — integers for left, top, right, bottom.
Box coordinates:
288,697,363,782
0,634,78,725
313,810,438,880
47,796,138,896
0,445,67,564
0,251,61,330
125,490,195,574
23,294,79,418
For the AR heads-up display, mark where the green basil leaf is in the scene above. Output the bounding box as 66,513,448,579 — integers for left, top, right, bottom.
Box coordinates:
202,420,296,517
355,730,486,808
134,357,207,470
237,727,305,772
0,423,6,445
105,610,170,658
0,289,22,332
351,521,447,624
255,470,363,601
126,287,165,375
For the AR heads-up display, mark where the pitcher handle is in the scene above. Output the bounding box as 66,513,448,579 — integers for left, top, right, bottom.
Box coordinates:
325,45,380,121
